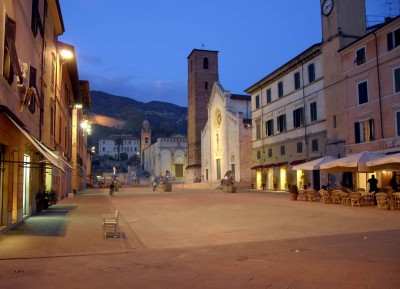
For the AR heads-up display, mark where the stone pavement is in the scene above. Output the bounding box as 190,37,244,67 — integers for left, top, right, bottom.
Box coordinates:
0,184,399,289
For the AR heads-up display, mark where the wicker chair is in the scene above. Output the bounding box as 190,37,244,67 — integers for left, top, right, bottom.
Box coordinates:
331,190,342,204
376,193,389,210
319,189,331,204
363,192,375,206
306,189,318,202
340,192,351,205
350,192,362,207
390,192,400,210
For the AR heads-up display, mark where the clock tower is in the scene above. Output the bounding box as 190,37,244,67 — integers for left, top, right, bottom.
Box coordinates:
320,0,366,157
321,0,366,48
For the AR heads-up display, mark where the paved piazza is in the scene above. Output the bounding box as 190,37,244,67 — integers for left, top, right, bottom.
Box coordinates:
0,185,399,289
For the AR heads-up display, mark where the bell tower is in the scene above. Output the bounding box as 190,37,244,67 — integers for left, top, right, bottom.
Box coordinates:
186,49,219,182
141,120,151,152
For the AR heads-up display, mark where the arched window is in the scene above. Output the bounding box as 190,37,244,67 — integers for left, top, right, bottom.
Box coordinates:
203,57,209,69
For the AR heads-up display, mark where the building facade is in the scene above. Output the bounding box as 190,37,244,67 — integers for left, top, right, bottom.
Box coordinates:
0,0,89,232
186,49,219,182
247,0,398,190
201,82,252,184
143,135,188,180
339,16,400,188
246,44,326,190
98,135,140,160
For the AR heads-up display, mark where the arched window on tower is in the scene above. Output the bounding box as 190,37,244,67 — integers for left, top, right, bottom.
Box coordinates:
203,57,209,69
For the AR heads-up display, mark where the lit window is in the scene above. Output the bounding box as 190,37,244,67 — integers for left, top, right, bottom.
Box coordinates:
354,119,374,143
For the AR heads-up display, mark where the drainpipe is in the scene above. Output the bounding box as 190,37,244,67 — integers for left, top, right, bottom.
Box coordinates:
373,31,384,139
301,62,309,161
39,4,47,141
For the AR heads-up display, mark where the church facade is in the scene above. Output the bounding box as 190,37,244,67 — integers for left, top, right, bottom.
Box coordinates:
201,82,252,184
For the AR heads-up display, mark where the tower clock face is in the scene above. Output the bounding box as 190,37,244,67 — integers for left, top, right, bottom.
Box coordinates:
322,0,333,16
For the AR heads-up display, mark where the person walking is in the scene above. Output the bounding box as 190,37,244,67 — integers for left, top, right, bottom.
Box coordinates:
367,174,378,193
390,173,399,192
367,174,378,205
109,181,115,195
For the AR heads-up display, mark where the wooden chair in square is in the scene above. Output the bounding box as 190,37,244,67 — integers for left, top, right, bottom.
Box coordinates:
101,209,119,238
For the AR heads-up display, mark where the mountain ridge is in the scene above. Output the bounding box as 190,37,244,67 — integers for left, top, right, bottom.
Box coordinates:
87,90,188,141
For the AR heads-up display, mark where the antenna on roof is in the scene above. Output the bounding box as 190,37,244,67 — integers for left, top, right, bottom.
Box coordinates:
201,43,205,49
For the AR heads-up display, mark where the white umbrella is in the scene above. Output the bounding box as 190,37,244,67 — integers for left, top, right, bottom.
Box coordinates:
366,153,400,171
320,151,385,173
292,156,337,170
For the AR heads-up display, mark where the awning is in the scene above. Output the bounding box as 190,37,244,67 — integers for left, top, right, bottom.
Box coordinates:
34,140,73,171
263,163,275,168
275,162,288,167
250,165,263,170
289,159,306,166
7,115,65,172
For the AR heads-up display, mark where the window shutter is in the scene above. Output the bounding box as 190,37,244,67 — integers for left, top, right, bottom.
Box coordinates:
395,68,400,93
387,32,393,51
369,119,374,141
397,112,400,136
354,122,361,143
5,16,23,77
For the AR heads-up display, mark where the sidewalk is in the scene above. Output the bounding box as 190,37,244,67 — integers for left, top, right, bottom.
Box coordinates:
0,190,137,260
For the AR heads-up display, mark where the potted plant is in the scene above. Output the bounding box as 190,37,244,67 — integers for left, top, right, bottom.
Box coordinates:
273,174,279,191
289,184,299,201
286,171,294,191
223,171,236,193
162,171,172,192
36,189,58,211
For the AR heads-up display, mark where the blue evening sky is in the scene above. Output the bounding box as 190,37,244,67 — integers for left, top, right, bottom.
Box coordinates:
59,1,398,107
